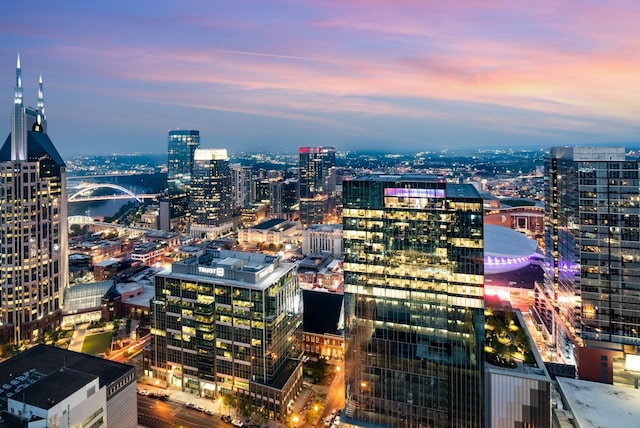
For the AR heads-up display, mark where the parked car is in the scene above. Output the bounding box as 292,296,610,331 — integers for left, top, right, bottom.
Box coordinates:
186,402,196,408
205,409,215,416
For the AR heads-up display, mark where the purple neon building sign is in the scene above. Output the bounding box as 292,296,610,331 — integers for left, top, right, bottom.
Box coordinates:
384,188,445,198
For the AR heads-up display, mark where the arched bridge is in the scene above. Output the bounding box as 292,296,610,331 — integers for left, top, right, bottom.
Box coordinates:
68,183,144,203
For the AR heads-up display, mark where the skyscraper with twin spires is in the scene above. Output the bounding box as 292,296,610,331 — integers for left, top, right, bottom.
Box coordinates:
0,55,68,344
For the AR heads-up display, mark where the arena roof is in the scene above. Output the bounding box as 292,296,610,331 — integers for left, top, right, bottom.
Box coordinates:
484,224,539,274
485,224,538,258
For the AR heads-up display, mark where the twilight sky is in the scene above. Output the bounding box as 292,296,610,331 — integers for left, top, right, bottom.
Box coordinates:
1,1,639,157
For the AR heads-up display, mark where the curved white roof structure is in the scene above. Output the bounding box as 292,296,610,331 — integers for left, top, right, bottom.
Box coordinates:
484,224,539,274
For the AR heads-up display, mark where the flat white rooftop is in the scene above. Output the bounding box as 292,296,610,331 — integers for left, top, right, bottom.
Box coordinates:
557,377,640,428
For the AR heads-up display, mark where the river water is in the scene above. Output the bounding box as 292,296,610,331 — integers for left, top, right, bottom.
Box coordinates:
67,172,166,219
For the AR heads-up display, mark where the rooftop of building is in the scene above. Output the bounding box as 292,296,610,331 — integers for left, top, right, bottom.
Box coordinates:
345,174,481,199
1,131,66,168
265,359,302,391
556,377,640,428
484,307,549,379
143,230,178,240
251,218,288,230
77,240,119,249
302,290,344,335
0,344,133,410
63,281,115,314
167,249,295,290
304,224,342,232
178,245,202,254
17,367,97,410
94,258,121,267
347,173,445,183
132,241,166,253
298,252,334,272
121,283,154,308
551,146,627,162
446,183,482,199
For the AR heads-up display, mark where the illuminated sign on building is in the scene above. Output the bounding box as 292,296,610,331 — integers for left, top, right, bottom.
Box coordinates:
198,267,225,277
383,188,445,198
383,187,445,209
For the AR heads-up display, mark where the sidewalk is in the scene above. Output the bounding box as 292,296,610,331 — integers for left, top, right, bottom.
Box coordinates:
68,323,89,352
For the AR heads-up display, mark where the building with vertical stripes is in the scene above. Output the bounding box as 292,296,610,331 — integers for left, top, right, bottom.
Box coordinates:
342,174,485,427
0,55,68,344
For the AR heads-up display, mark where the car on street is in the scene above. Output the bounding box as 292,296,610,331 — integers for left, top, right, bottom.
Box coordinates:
186,402,196,409
205,409,215,416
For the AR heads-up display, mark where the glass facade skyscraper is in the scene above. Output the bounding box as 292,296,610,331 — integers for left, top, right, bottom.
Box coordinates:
342,174,484,427
0,55,68,344
539,147,640,377
189,148,233,236
167,129,200,219
298,146,335,227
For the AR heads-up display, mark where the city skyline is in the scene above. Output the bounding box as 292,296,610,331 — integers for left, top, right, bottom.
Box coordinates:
1,2,640,157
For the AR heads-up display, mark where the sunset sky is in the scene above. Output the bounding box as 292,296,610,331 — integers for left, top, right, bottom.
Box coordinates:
1,1,639,157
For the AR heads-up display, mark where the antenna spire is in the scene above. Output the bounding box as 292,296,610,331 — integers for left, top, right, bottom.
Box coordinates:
14,53,23,105
37,73,45,115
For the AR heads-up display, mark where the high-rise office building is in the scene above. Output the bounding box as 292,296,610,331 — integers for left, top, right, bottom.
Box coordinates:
342,174,485,427
167,129,200,220
230,163,253,209
149,249,303,420
298,146,335,227
270,178,298,221
189,148,234,237
0,55,68,344
536,147,640,383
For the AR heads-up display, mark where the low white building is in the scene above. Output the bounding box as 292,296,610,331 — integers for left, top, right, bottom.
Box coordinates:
6,368,105,428
0,344,137,428
238,218,300,246
302,224,342,258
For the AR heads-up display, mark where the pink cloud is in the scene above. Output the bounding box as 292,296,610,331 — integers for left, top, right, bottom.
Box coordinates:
10,0,639,144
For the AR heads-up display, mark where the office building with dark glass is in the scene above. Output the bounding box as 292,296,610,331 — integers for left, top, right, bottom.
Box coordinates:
0,55,68,344
298,146,335,227
167,129,200,219
189,148,234,238
148,249,303,420
342,174,484,427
